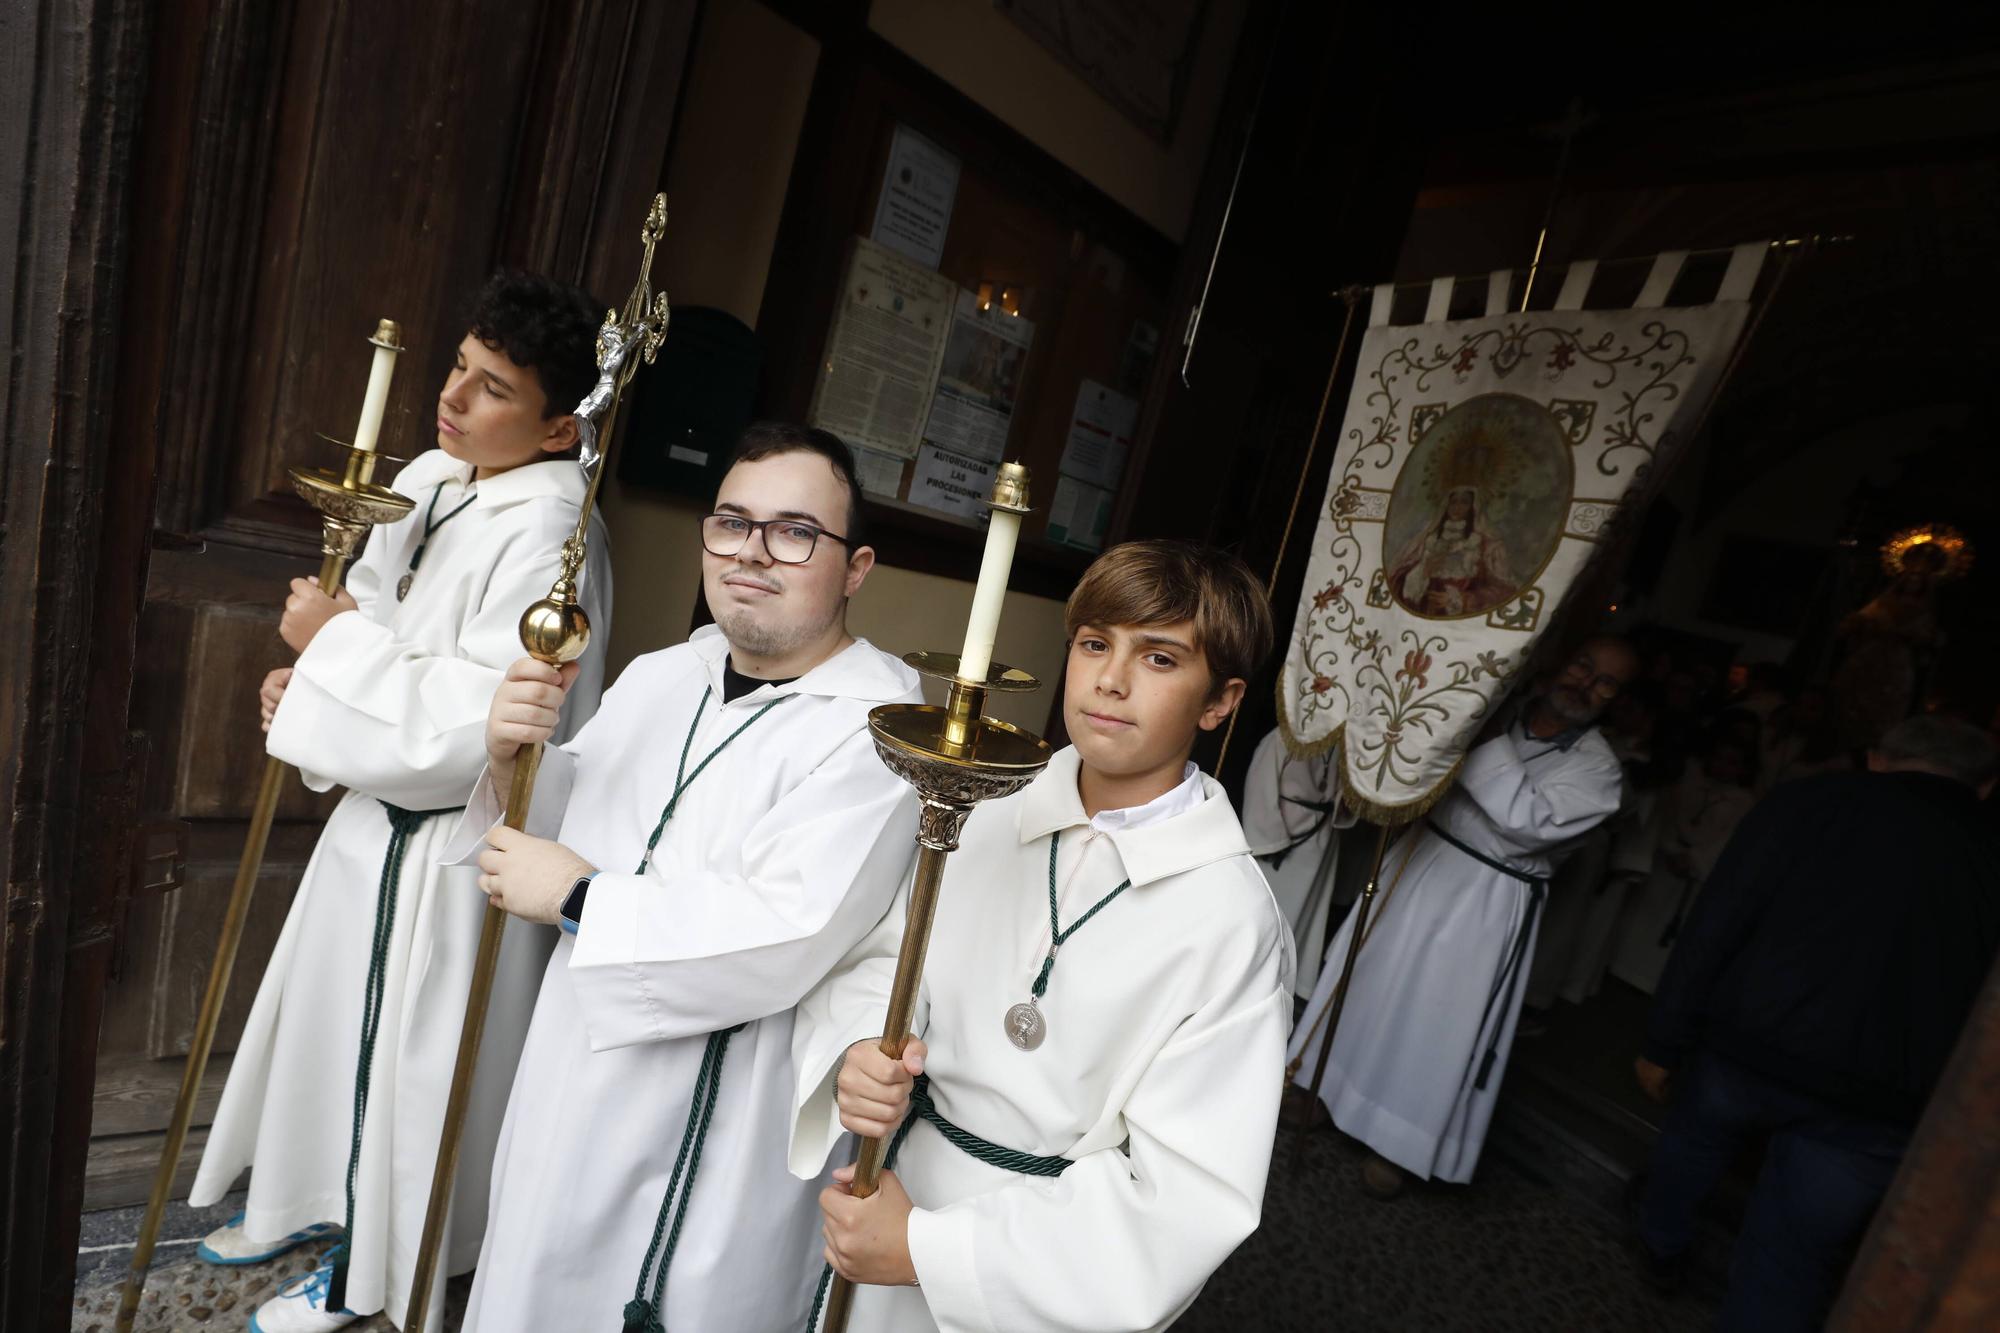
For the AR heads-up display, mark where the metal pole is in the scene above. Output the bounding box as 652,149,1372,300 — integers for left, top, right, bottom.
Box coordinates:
818,836,952,1333
405,194,670,1331
115,756,286,1332
1212,288,1361,777
114,465,408,1330
402,746,541,1330
1287,821,1390,1170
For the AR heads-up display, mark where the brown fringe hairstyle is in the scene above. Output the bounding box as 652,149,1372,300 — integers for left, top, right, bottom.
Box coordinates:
1065,539,1274,695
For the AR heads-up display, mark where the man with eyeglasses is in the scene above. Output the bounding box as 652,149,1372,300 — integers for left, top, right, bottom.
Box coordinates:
441,422,922,1332
1288,636,1639,1198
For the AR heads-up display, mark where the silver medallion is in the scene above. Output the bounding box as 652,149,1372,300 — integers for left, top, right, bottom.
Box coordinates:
1004,1001,1045,1051
396,572,414,601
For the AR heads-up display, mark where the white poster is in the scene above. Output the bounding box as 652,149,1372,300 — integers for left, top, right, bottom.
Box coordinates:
850,445,907,499
871,124,960,270
1047,475,1113,551
1059,378,1138,490
808,237,955,460
908,445,996,522
922,290,1034,464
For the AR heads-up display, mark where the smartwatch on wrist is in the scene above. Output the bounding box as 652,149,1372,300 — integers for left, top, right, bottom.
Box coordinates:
558,871,598,934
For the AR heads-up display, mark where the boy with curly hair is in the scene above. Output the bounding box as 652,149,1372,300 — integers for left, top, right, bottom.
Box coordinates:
187,271,614,1332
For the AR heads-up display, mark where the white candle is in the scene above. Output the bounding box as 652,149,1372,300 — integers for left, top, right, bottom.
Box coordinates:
957,464,1029,682
351,318,402,454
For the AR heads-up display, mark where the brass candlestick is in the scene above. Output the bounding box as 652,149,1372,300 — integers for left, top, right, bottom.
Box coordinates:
117,328,415,1332
403,195,670,1333
819,476,1053,1333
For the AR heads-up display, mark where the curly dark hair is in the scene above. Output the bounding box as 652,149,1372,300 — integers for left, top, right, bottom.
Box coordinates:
463,270,603,418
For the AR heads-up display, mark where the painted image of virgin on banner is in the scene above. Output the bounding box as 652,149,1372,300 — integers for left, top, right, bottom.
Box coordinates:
1382,393,1571,620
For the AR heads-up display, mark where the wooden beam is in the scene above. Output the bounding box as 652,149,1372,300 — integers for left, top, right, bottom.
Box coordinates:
0,1,158,1325
1832,951,2000,1331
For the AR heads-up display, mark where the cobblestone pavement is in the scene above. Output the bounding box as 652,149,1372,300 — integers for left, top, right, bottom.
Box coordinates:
71,1194,467,1332
76,1128,1714,1331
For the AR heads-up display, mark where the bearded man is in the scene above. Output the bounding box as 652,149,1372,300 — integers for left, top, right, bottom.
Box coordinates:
1288,637,1639,1196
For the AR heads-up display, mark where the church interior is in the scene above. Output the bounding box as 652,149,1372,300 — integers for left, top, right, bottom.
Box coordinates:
6,2,1998,1330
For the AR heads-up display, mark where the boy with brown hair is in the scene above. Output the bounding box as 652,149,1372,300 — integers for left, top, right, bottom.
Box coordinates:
791,539,1295,1331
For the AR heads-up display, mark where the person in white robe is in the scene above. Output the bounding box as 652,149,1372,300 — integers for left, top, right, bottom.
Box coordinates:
446,426,921,1333
1523,821,1616,1017
1240,727,1347,999
1289,637,1638,1194
1610,733,1757,993
190,272,613,1333
1524,686,1666,1014
798,541,1293,1332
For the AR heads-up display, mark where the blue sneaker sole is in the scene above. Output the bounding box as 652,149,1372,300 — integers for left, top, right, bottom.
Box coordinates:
197,1227,336,1266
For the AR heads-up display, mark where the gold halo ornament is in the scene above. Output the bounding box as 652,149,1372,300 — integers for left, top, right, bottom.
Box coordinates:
1880,523,1975,581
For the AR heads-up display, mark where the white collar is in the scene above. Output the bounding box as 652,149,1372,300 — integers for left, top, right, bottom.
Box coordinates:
388,448,587,512
1018,747,1249,888
1088,762,1204,833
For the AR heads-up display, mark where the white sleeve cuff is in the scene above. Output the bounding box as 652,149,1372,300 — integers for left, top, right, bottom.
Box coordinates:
565,871,658,1050
906,1204,991,1331
436,745,576,867
787,1044,851,1180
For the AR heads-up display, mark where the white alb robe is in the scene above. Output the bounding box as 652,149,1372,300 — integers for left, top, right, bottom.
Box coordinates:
1288,722,1622,1183
1610,769,1755,993
443,626,921,1333
1525,821,1616,1011
1239,726,1349,998
1527,733,1664,1008
191,448,612,1326
792,746,1296,1332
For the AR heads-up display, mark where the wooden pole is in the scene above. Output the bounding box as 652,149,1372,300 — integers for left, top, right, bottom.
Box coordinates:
1287,821,1390,1171
114,465,409,1332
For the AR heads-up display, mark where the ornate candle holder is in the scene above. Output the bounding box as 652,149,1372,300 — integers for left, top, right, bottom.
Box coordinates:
819,477,1053,1333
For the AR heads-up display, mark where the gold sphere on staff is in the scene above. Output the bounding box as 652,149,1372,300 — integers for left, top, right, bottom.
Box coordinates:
519,581,592,665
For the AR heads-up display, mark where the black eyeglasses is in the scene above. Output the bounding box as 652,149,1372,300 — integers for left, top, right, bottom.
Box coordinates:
1561,660,1626,699
701,513,852,565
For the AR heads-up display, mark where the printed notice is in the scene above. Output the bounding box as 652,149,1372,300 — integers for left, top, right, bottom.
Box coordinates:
921,291,1035,464
850,445,907,499
1058,379,1139,490
871,124,961,270
1046,475,1114,551
808,237,955,460
908,445,996,522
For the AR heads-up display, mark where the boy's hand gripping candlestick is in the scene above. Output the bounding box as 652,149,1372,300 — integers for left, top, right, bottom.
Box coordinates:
818,463,1053,1333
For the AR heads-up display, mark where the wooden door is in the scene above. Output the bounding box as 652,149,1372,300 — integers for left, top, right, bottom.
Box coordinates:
90,0,695,1209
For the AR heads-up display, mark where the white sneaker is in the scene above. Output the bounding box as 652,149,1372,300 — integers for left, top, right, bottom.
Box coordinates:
249,1257,359,1332
197,1211,339,1265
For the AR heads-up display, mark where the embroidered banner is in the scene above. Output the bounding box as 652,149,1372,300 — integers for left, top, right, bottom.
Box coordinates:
1277,247,1764,822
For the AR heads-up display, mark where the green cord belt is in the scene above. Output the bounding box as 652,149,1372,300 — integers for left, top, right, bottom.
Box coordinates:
326,799,462,1313
889,1074,1072,1177
620,684,791,1333
807,1073,1073,1328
